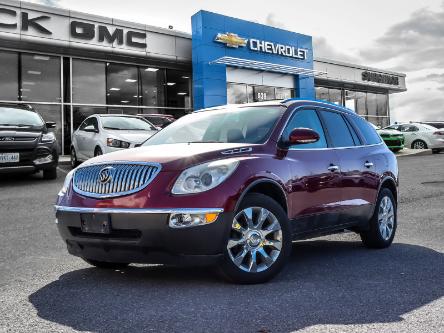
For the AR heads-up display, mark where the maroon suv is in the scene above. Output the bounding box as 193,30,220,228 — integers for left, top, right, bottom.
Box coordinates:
56,99,398,283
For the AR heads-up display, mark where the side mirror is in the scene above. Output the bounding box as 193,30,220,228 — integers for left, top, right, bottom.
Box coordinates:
286,128,320,146
45,121,56,129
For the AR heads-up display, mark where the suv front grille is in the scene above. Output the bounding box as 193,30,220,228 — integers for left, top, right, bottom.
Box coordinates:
72,162,161,198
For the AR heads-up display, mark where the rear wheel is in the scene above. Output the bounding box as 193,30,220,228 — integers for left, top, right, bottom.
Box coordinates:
219,193,292,284
412,140,427,150
83,258,129,269
43,167,57,180
360,188,397,249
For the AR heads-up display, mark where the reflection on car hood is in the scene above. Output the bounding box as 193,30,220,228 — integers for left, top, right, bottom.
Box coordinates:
107,130,157,144
377,129,403,136
82,142,255,171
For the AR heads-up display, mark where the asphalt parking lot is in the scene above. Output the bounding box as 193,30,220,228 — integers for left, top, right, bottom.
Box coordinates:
0,154,443,333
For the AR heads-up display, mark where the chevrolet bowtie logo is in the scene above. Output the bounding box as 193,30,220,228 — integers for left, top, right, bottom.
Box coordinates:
215,33,248,48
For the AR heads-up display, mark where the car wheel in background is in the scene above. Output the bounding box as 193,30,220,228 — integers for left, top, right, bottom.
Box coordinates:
411,140,427,149
360,188,397,249
219,193,292,284
83,258,129,269
43,167,57,180
70,147,79,167
94,147,103,157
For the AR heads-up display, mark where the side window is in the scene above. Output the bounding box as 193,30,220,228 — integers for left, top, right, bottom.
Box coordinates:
90,117,99,131
349,115,382,145
344,116,362,145
79,118,91,131
282,109,327,149
320,111,356,147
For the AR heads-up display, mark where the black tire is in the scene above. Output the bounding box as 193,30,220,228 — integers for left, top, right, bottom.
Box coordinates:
411,140,427,150
83,258,129,269
43,167,57,180
219,193,292,284
360,188,397,249
432,149,440,154
71,147,79,167
94,146,103,157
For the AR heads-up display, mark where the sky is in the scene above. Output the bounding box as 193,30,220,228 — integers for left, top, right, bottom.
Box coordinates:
30,0,444,122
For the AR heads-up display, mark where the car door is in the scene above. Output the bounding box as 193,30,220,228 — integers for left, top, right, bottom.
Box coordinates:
399,124,419,148
82,116,100,158
281,108,343,236
74,119,91,160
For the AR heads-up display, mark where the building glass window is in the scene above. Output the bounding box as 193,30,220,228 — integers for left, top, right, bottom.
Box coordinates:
275,87,293,100
345,90,366,116
20,53,61,102
328,88,342,105
315,86,329,102
72,59,106,104
106,63,138,106
366,92,377,117
141,67,166,107
0,51,18,101
252,86,276,102
166,69,192,113
227,83,247,104
72,106,107,131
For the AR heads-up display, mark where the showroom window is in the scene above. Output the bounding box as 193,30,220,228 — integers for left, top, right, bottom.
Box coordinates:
166,69,192,117
106,63,139,106
0,51,18,101
72,59,106,105
141,66,166,107
227,83,294,104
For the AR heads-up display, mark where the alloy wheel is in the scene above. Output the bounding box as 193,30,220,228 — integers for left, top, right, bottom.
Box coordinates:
413,141,426,149
378,196,395,240
227,207,282,273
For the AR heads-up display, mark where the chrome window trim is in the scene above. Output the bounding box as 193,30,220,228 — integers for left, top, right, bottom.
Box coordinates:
72,161,162,199
54,205,224,215
278,104,384,151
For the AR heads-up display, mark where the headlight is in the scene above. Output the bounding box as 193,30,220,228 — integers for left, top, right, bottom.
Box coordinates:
58,169,75,196
172,159,239,194
107,138,130,148
41,132,56,143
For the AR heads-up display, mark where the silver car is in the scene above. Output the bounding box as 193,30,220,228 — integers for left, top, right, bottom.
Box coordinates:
70,114,158,167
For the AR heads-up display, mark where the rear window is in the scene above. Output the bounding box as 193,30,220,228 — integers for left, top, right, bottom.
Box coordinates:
320,111,356,148
349,115,382,145
0,107,43,127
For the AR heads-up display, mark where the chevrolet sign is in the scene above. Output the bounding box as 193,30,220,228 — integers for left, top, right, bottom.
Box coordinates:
215,33,248,48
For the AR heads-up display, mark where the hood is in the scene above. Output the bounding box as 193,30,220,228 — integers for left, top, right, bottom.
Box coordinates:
82,142,256,171
107,130,157,144
377,129,403,136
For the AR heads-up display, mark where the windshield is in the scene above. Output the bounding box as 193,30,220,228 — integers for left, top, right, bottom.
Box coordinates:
0,107,44,127
101,116,155,131
143,106,284,146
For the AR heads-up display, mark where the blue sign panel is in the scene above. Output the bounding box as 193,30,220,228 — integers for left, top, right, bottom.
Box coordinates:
191,10,314,110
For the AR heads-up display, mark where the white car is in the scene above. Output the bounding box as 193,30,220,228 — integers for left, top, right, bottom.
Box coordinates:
384,123,444,153
70,114,158,166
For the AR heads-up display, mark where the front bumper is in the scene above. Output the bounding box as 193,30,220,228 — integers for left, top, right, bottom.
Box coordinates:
55,206,232,266
382,137,404,150
0,145,58,174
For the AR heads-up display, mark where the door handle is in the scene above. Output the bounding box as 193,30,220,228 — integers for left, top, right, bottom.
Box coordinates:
327,164,340,172
364,161,374,168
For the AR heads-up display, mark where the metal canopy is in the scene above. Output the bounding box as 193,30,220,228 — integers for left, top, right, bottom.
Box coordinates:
210,56,327,77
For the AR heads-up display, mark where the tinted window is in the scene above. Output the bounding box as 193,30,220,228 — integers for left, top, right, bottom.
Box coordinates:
344,116,361,145
321,111,356,147
283,109,327,149
144,106,283,145
349,115,382,145
0,107,43,127
401,125,419,132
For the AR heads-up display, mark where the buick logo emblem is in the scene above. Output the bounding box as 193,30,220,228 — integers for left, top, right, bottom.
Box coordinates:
0,137,14,141
98,166,114,184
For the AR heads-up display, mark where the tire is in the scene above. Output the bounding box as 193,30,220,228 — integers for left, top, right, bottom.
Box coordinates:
432,149,440,154
71,147,79,167
83,258,129,269
411,140,427,150
43,167,57,180
360,188,397,249
219,193,292,284
94,146,103,157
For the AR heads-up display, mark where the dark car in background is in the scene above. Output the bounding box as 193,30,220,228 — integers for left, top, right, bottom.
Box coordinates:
56,100,398,283
138,114,176,129
0,104,58,179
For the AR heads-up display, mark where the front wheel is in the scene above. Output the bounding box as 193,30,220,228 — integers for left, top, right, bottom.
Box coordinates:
360,188,397,248
219,193,292,284
412,140,427,150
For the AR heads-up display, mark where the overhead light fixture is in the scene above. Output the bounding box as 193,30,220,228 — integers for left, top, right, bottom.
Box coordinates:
133,95,139,98
121,100,130,103
33,55,50,61
182,76,190,79
125,79,137,83
166,82,176,86
109,87,120,91
145,68,159,72
22,81,35,85
177,92,187,95
27,70,41,75
20,88,30,92
107,93,110,96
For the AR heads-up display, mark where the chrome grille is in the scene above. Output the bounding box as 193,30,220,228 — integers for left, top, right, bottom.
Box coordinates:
72,162,161,198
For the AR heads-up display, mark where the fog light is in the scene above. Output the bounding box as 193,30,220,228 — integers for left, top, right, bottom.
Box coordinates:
169,212,220,228
33,155,53,165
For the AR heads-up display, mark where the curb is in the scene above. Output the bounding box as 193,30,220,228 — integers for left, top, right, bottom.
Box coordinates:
395,149,432,158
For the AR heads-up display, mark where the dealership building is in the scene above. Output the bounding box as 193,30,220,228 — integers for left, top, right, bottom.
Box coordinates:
0,0,407,154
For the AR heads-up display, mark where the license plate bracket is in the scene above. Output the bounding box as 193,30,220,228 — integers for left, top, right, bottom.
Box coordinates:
80,213,111,234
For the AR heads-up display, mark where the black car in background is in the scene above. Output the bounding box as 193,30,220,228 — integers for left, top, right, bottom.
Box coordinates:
0,104,58,179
